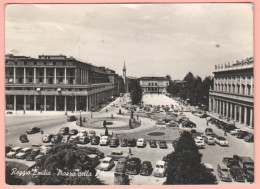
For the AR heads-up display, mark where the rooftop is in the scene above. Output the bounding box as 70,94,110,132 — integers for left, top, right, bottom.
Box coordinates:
139,76,168,81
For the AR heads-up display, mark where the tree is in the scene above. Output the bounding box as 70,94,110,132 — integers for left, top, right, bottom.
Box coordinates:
32,144,103,185
164,131,217,185
130,80,142,105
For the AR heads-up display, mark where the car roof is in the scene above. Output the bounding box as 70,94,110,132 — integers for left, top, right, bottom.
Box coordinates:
88,154,97,158
112,150,122,153
21,147,31,151
142,161,151,164
218,164,228,169
103,157,112,161
12,147,22,150
156,160,166,165
204,163,214,169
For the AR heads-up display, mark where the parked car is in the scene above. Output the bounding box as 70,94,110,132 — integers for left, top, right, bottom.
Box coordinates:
42,133,54,143
166,121,179,127
26,149,40,161
77,130,88,137
195,136,205,148
67,115,77,122
61,135,70,143
137,138,146,148
100,136,110,146
58,127,70,135
19,134,29,143
107,150,129,161
230,129,242,136
110,137,120,147
199,113,208,118
6,147,22,158
91,136,100,145
69,129,78,135
158,140,167,149
244,133,254,142
100,157,115,171
154,160,167,177
149,139,157,148
156,119,165,125
120,139,128,147
229,165,245,182
79,136,90,144
140,161,153,176
16,148,32,159
35,154,44,163
222,157,236,168
182,121,196,128
217,164,232,182
31,143,42,150
233,155,254,182
51,134,63,143
88,154,100,168
5,146,12,154
204,136,215,145
225,124,238,133
214,136,229,146
204,163,216,177
68,135,80,144
126,157,142,175
40,144,54,154
115,158,127,173
237,131,249,139
204,128,214,136
88,130,96,139
26,127,41,134
127,138,136,147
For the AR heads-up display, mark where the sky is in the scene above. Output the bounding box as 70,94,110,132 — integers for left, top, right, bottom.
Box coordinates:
5,3,253,80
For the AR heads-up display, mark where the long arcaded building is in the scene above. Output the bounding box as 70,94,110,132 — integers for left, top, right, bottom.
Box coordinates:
208,57,254,128
5,54,122,112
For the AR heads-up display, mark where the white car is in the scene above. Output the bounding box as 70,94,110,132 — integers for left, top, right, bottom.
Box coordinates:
16,147,32,159
100,157,114,171
204,163,217,177
77,130,88,137
40,144,54,154
115,104,119,107
204,136,215,145
6,147,22,158
137,138,146,148
194,137,205,148
100,136,110,146
214,136,229,146
154,160,167,177
230,129,241,135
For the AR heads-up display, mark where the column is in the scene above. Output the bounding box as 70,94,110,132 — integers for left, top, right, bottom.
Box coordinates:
226,102,229,118
230,103,233,120
34,68,36,84
239,106,242,123
44,67,47,84
14,95,16,111
54,68,57,84
250,108,253,127
64,96,67,112
34,95,36,111
209,97,212,111
44,95,47,111
13,67,16,84
24,95,26,110
244,106,248,126
81,69,82,84
75,96,77,112
216,99,218,113
223,101,225,116
64,68,67,84
234,104,237,121
24,68,26,84
54,96,57,111
86,71,89,83
86,96,89,111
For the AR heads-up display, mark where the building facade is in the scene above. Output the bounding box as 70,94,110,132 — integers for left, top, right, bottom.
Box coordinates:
208,57,254,128
5,54,120,112
139,77,169,93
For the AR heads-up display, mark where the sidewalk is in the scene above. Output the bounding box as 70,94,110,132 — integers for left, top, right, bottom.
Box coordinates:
207,111,254,134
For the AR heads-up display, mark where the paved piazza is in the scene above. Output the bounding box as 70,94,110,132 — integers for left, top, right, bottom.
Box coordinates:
5,94,254,185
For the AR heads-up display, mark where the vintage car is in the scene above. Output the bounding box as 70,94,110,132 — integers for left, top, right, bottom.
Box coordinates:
126,157,142,175
68,135,80,144
109,137,120,148
42,133,54,143
88,130,96,139
127,138,136,147
40,144,54,154
204,136,215,145
69,129,78,135
154,160,167,177
79,136,90,144
58,127,70,135
19,134,29,143
140,161,153,176
217,164,232,182
88,154,100,168
67,115,77,122
6,147,22,158
51,134,63,143
99,157,115,171
78,146,104,159
100,136,110,146
195,137,205,149
244,133,254,142
214,136,229,146
149,139,157,148
137,138,146,148
237,131,250,139
229,165,245,182
77,130,88,137
91,136,100,145
115,158,127,173
26,127,41,134
107,150,129,161
120,139,128,147
204,128,214,136
16,147,32,159
158,140,167,149
230,128,242,136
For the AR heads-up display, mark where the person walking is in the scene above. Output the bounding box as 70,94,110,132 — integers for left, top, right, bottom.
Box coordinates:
224,127,227,136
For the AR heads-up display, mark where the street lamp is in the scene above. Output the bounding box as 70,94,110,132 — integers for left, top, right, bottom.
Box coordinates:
80,110,82,127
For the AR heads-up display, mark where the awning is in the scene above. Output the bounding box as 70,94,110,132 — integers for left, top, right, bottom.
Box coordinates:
57,88,62,92
36,88,41,91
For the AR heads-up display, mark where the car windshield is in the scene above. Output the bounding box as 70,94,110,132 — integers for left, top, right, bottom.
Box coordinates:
102,160,109,164
160,141,166,144
156,165,164,168
130,161,137,165
112,152,121,155
219,137,226,141
20,150,26,153
10,149,16,152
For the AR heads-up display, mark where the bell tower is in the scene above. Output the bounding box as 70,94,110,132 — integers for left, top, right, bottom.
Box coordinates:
123,61,128,92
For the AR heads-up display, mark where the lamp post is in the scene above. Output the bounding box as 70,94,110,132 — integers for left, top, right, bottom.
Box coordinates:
80,110,82,127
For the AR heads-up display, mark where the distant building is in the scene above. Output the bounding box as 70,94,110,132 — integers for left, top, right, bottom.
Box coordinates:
5,54,121,112
139,77,169,93
209,57,254,128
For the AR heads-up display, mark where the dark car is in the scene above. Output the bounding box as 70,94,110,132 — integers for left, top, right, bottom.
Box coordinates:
115,158,127,173
149,139,157,148
237,131,249,139
120,139,128,147
244,133,254,142
110,138,120,148
19,134,29,143
205,128,214,136
158,140,167,149
225,124,238,133
67,116,77,122
217,164,232,182
26,127,41,134
78,146,104,159
69,129,78,135
91,136,100,145
58,127,70,135
222,157,236,168
140,161,153,176
5,146,12,154
126,157,142,175
229,165,245,182
51,134,63,143
233,155,254,182
127,138,136,147
199,113,208,118
26,149,40,161
182,121,196,128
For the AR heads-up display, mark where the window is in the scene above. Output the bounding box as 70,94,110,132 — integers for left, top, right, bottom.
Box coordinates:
247,85,251,95
242,85,245,95
148,83,150,86
237,84,240,94
155,83,157,86
232,84,235,93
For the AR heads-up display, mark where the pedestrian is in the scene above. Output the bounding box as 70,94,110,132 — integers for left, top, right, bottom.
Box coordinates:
137,115,139,120
224,127,227,136
106,108,108,113
206,120,209,126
